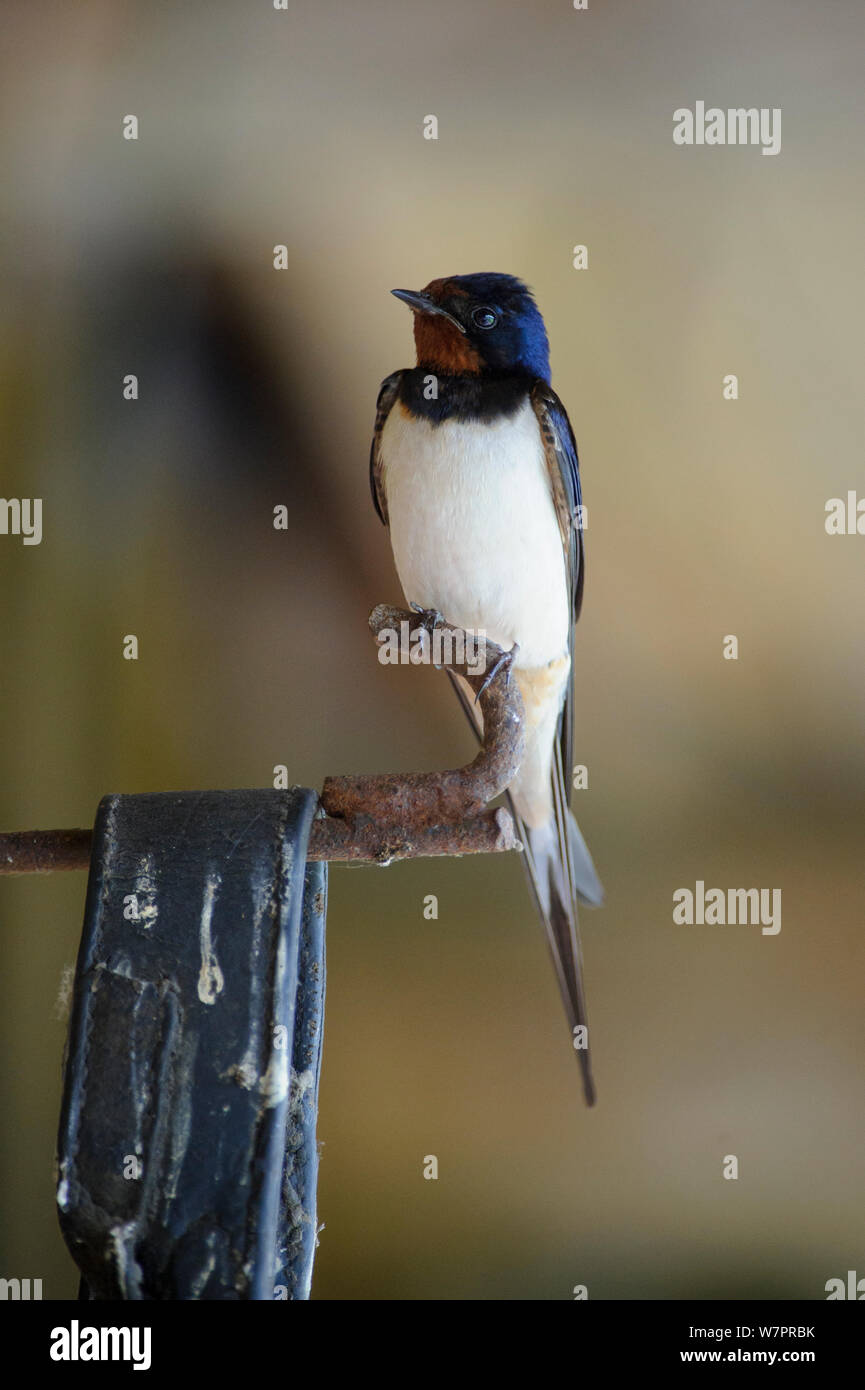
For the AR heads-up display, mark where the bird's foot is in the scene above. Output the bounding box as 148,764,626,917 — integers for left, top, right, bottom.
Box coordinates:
409,601,445,634
409,602,448,668
475,640,519,703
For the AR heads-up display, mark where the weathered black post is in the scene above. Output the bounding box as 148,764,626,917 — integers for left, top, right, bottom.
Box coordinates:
56,788,326,1300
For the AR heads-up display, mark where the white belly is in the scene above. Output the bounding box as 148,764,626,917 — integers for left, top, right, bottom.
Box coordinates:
380,398,569,670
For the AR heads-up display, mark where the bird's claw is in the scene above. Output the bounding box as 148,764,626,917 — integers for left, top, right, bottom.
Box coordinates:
409,601,444,633
475,641,519,703
409,602,447,668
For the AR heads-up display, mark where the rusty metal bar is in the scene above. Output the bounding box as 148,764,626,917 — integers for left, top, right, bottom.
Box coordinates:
0,828,93,875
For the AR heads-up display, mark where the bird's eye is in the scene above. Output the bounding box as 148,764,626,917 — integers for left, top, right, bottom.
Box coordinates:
471,306,498,329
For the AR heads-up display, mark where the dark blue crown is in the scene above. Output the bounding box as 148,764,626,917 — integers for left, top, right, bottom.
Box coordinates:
447,273,551,380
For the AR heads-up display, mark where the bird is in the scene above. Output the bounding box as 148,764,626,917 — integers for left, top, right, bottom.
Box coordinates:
369,273,603,1105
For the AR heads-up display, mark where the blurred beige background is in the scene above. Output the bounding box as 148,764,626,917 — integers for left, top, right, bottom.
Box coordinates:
1,0,863,1299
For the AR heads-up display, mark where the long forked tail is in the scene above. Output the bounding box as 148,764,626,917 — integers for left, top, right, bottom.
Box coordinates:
508,744,600,1106
444,668,601,1105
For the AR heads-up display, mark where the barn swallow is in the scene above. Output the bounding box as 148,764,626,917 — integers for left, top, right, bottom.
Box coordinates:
370,272,603,1105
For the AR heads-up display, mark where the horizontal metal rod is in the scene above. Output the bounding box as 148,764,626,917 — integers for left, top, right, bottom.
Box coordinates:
307,805,520,863
0,828,93,875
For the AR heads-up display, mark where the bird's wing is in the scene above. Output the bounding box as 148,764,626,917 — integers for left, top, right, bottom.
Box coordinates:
369,371,404,525
529,379,584,783
522,381,596,1104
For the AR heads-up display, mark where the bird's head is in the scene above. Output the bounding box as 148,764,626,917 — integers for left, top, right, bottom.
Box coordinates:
391,272,550,381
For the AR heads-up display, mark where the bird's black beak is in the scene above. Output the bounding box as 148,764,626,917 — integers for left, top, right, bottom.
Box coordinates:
391,288,467,334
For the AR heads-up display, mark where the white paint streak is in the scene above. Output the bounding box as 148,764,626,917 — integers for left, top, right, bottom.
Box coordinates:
261,1046,289,1108
197,875,224,1005
258,902,290,1106
110,1221,143,1298
289,1066,315,1113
